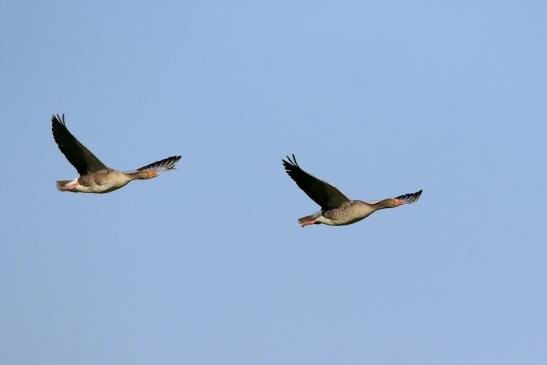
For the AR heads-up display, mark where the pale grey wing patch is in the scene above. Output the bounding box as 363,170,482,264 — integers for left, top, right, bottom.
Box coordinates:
283,154,351,210
136,155,181,173
394,189,423,204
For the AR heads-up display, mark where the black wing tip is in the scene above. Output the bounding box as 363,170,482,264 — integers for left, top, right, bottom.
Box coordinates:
395,189,423,204
51,113,69,142
163,155,182,169
166,155,182,164
166,155,182,163
282,153,299,169
169,155,182,167
51,113,66,125
137,155,182,171
282,154,309,187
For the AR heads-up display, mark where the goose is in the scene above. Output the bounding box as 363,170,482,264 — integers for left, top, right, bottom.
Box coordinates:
52,114,181,193
283,155,422,227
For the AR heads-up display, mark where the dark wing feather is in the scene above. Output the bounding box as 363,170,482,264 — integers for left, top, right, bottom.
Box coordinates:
394,189,422,204
51,114,109,175
283,154,350,209
136,156,181,171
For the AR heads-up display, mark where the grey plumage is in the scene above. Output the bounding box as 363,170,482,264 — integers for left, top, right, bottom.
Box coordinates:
283,155,422,227
52,114,181,193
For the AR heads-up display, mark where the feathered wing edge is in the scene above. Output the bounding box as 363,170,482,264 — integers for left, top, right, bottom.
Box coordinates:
282,154,350,209
395,189,423,204
136,155,182,172
51,113,109,175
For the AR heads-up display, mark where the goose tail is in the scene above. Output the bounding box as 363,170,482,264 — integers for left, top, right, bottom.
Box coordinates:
56,180,73,192
298,213,322,227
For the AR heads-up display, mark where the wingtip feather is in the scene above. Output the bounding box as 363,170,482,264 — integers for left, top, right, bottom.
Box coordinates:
395,189,423,204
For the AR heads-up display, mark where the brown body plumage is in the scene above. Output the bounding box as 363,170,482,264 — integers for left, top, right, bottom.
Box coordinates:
283,155,422,227
52,114,181,193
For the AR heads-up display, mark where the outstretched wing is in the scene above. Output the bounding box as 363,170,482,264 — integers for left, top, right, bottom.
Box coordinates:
283,154,350,210
135,155,181,172
364,190,423,207
394,189,422,204
51,114,109,175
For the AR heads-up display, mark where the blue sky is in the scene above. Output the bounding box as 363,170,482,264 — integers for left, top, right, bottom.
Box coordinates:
1,0,546,364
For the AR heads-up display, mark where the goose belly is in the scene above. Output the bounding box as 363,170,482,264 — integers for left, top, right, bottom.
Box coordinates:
320,203,376,226
75,172,130,193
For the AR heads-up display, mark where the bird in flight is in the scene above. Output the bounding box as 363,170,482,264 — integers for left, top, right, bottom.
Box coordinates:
52,114,181,193
283,154,422,227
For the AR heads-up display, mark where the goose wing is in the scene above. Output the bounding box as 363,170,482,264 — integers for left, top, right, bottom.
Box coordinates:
394,189,422,204
283,154,350,210
134,155,182,173
52,114,109,175
365,190,423,206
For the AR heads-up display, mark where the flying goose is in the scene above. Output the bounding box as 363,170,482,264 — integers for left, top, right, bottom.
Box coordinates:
52,114,181,193
283,155,422,227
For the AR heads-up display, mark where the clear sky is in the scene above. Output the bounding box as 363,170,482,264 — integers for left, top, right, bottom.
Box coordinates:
1,0,546,364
